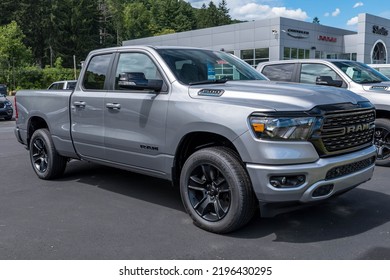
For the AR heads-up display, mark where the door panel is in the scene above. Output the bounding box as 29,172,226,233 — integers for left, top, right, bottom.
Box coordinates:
70,53,113,159
103,52,169,173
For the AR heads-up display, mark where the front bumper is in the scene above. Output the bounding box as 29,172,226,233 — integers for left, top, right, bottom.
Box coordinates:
246,145,376,205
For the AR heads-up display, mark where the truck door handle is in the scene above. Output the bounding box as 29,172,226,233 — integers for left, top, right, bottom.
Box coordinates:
73,101,86,108
106,103,121,110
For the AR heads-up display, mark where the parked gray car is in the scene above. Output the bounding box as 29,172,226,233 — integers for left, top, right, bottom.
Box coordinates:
257,59,390,166
14,47,376,233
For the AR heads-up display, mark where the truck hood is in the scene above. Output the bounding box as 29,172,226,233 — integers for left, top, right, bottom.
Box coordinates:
361,81,390,93
188,80,368,111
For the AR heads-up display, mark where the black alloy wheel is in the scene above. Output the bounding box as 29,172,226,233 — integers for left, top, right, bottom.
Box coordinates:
187,163,231,222
374,119,390,167
29,129,67,179
31,137,49,173
180,147,256,233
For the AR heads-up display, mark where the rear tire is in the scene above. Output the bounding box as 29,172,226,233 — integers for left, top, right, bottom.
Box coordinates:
29,128,67,179
180,147,256,233
374,118,390,166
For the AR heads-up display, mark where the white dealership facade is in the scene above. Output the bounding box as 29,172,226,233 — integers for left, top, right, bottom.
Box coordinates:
123,13,390,66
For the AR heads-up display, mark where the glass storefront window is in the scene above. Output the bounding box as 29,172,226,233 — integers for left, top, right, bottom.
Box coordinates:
291,48,298,59
241,48,269,67
284,47,310,60
284,47,290,60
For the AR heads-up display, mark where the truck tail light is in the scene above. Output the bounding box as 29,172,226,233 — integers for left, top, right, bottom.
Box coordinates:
14,95,18,121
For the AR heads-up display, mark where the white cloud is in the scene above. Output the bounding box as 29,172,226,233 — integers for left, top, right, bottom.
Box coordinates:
188,0,308,22
324,12,330,17
353,2,364,8
233,3,309,21
347,16,359,26
332,8,340,17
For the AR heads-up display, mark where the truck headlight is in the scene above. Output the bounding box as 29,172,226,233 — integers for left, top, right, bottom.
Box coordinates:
249,116,317,140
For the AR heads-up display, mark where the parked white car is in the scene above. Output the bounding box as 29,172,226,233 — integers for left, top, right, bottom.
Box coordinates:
48,80,77,90
368,64,390,78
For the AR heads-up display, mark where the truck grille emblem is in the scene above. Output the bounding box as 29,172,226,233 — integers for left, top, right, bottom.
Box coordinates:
345,123,370,134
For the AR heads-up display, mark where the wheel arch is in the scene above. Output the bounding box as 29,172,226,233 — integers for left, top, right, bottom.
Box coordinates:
172,131,241,187
27,116,49,148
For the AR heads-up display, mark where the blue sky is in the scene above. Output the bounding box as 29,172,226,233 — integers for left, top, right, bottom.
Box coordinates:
188,0,390,30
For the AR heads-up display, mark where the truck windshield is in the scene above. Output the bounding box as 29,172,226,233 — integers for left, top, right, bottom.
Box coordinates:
156,48,267,85
333,61,390,84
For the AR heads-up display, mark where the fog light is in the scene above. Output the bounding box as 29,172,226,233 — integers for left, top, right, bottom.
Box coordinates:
270,175,305,188
312,184,334,197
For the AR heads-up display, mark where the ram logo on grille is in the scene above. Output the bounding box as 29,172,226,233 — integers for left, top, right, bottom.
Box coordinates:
346,123,371,134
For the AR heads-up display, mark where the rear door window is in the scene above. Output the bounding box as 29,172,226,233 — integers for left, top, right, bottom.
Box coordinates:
261,64,294,82
83,53,113,90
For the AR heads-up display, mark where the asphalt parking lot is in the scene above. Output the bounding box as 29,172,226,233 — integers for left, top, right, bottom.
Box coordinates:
0,119,389,260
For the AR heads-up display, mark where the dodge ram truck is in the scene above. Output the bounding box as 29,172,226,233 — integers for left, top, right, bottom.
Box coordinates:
14,46,377,233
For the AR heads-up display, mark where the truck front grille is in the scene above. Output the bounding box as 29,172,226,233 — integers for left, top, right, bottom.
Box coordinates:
310,108,375,157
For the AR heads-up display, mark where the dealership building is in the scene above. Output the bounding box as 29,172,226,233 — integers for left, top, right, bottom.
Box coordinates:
123,13,390,66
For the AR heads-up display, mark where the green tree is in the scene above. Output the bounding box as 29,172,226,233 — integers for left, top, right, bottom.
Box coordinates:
50,0,101,68
0,21,32,90
217,0,231,26
195,1,232,29
13,0,52,67
122,2,152,40
0,0,18,25
313,17,320,24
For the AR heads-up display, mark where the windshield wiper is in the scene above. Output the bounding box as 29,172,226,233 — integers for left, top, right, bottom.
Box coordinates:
189,78,229,86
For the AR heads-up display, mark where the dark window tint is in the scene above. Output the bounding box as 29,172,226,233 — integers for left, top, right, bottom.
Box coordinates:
67,81,77,90
261,64,294,81
83,54,113,90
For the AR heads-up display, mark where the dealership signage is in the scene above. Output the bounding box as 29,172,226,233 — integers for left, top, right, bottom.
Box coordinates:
318,35,337,42
372,25,389,36
286,29,309,39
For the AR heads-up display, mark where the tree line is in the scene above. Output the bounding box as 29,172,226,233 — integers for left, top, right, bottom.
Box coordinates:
0,0,234,79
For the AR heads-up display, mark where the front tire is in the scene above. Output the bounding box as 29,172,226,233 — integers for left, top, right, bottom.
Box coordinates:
29,128,67,179
180,147,256,233
374,118,390,167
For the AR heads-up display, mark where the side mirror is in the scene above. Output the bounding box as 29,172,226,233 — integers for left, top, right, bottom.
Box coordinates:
118,72,163,92
316,76,343,87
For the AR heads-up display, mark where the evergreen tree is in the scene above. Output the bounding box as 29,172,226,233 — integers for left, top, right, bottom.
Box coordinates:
122,2,152,40
14,0,52,67
217,0,231,26
50,0,101,68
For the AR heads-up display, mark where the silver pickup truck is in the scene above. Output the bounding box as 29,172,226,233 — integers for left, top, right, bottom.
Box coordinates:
14,46,377,233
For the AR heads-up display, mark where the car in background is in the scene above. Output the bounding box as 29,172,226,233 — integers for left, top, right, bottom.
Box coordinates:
0,93,13,121
368,64,390,78
47,80,77,90
257,59,390,166
0,84,7,96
